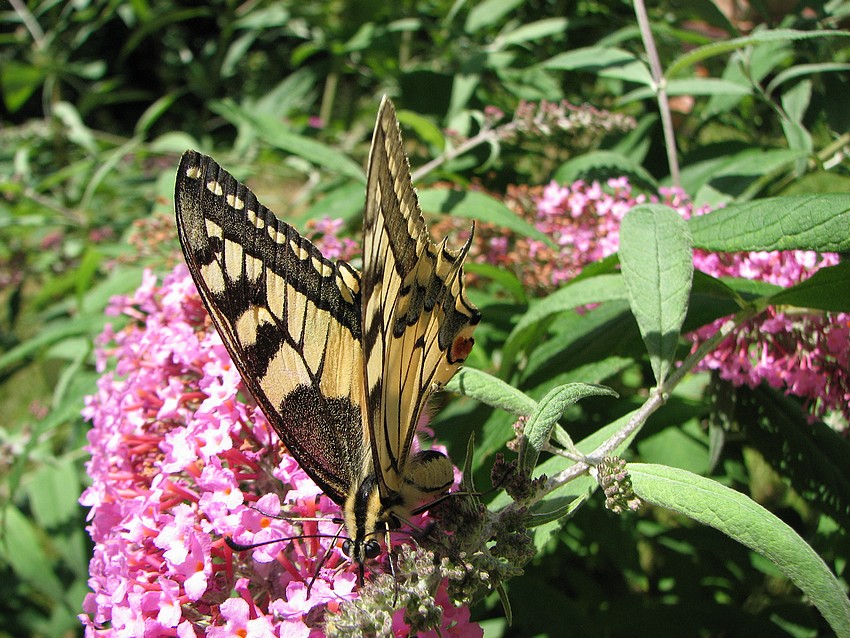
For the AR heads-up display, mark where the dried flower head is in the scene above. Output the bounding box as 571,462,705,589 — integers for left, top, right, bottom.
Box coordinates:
596,456,641,514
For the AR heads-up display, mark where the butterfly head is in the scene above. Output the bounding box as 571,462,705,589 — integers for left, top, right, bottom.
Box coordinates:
341,473,388,571
340,534,385,591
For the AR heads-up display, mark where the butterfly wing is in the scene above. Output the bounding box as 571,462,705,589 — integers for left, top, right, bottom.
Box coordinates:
175,151,367,505
361,98,481,498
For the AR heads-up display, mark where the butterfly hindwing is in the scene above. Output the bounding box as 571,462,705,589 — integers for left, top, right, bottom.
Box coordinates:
362,98,480,498
175,151,366,504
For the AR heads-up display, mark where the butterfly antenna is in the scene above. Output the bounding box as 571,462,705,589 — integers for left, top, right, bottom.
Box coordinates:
306,523,345,598
243,501,346,526
225,532,337,552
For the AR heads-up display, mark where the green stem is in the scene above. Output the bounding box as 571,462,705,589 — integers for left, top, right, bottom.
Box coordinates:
320,72,339,126
533,304,761,502
633,0,680,187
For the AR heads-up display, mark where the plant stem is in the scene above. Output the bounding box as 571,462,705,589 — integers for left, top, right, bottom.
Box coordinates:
535,305,759,500
320,72,339,126
9,0,45,47
412,128,496,182
633,0,680,187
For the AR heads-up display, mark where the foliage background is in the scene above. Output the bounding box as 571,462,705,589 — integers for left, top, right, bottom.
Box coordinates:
2,0,849,636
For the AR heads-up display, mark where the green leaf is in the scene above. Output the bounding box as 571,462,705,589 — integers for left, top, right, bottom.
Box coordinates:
298,181,365,225
254,69,318,118
387,18,421,32
501,274,627,377
781,79,812,124
691,269,745,304
507,274,627,345
416,189,556,249
527,490,590,526
780,82,813,169
135,91,182,136
80,265,146,316
740,385,850,530
26,459,81,529
496,582,513,627
464,0,523,33
543,47,652,84
121,7,212,59
250,113,365,182
769,261,850,312
211,102,365,182
688,194,850,253
553,150,658,190
678,148,807,207
637,418,711,475
53,102,97,153
74,248,102,300
619,205,693,385
449,58,484,117
0,505,66,601
340,22,378,53
621,78,752,103
448,367,538,417
221,31,260,77
464,261,527,304
396,109,445,151
498,18,567,47
665,29,850,79
232,5,289,28
519,383,617,474
6,396,87,505
0,61,45,112
0,317,106,373
630,464,850,638
461,431,477,493
766,62,850,96
149,131,201,154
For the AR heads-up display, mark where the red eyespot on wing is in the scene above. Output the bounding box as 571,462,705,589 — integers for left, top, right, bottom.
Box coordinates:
451,335,474,363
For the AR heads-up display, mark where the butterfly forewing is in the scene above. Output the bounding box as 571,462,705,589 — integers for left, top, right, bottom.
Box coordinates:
361,98,481,498
175,151,367,504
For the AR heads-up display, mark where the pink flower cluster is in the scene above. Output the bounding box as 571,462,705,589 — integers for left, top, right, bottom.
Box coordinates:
482,178,682,289
689,250,847,424
79,265,481,636
532,177,636,283
304,217,359,262
524,178,847,426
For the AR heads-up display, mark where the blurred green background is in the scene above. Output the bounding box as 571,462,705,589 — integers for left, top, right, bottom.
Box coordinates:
2,0,850,636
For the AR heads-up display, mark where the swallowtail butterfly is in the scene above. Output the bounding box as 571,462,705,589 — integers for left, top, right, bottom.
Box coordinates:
174,97,480,578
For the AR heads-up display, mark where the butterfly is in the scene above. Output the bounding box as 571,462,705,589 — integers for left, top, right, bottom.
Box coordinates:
174,97,480,580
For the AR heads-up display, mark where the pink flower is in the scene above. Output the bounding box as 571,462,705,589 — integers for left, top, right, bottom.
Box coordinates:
80,263,482,636
206,596,277,638
306,217,359,261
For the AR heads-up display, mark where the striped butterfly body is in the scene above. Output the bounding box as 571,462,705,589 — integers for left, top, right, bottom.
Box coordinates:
175,97,480,577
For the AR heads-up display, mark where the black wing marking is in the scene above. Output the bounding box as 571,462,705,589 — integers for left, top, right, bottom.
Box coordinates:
175,150,368,504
